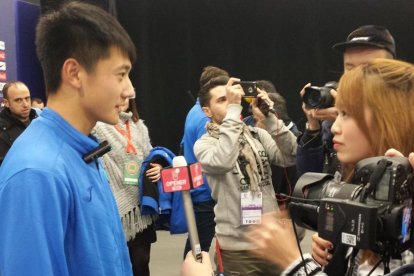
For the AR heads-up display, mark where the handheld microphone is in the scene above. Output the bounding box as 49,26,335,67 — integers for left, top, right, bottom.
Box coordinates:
172,156,203,262
83,140,111,163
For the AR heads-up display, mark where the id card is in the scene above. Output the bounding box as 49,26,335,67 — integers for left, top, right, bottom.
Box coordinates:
123,159,140,185
241,191,263,225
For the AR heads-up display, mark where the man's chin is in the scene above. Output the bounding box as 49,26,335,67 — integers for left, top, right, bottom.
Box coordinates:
102,115,119,125
16,113,30,122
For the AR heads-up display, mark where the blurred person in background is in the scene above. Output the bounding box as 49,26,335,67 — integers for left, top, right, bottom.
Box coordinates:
0,81,37,165
93,98,163,276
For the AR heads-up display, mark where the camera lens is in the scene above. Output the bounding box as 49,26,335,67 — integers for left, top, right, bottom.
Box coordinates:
307,90,322,107
303,86,334,109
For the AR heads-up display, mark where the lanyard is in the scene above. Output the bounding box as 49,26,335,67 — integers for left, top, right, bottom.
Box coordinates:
114,120,137,155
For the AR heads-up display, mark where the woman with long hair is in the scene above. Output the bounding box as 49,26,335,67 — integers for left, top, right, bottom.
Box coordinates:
93,98,162,276
243,58,414,276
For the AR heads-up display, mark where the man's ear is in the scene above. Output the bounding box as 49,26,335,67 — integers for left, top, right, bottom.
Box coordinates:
61,58,83,89
3,99,10,108
202,106,212,118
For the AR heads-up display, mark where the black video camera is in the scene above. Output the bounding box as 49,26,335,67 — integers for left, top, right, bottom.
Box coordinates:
289,156,414,256
235,81,258,98
302,81,337,109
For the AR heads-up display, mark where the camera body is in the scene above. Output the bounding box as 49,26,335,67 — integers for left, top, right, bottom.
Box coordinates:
290,156,414,255
235,81,258,98
302,81,337,109
303,86,334,109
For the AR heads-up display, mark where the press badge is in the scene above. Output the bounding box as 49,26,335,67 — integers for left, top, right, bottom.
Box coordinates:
123,159,140,185
241,191,263,225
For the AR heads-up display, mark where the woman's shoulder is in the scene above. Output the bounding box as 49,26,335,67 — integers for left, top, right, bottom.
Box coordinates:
133,119,149,131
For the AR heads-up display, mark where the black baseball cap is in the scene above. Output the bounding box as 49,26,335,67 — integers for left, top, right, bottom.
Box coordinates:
332,25,396,57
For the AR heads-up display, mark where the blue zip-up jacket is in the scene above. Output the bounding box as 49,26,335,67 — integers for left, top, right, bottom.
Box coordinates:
181,100,212,203
0,108,132,276
139,146,187,234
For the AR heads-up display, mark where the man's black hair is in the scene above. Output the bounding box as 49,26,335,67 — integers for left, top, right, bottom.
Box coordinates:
199,66,229,88
35,1,136,95
198,76,229,107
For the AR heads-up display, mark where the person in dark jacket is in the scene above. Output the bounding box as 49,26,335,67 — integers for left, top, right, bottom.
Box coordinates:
296,25,396,177
0,81,37,165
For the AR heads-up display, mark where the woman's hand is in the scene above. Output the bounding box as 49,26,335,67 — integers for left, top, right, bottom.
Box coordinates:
146,163,162,182
385,148,414,167
254,88,274,111
311,233,333,266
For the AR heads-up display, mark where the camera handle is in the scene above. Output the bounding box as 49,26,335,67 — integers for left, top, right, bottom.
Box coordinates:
359,159,389,203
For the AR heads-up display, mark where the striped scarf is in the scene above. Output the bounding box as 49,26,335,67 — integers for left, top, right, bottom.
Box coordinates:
206,122,264,192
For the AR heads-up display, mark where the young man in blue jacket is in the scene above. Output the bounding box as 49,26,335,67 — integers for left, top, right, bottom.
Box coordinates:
0,2,136,275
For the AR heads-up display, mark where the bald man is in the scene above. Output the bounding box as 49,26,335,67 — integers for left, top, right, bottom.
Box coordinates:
0,81,37,165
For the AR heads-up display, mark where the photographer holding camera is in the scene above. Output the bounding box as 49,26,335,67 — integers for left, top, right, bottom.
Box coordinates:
243,80,301,207
297,25,396,177
193,75,297,275
244,58,414,276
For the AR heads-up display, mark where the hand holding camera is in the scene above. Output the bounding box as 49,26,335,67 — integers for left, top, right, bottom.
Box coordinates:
235,81,275,117
226,78,244,105
311,233,333,266
235,81,258,98
252,88,276,117
300,83,339,124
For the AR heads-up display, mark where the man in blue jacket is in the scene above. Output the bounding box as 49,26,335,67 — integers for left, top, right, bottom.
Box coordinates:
0,2,136,275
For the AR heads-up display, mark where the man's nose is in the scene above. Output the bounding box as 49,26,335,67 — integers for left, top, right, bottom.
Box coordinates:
124,87,135,99
23,99,30,107
123,78,135,99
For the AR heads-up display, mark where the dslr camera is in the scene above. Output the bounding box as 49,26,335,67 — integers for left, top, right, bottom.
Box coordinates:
290,156,414,256
302,81,338,109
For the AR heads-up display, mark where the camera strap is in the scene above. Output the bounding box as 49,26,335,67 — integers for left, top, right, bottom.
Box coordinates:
346,248,361,276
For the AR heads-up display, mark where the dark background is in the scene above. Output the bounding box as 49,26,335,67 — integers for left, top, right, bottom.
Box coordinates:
41,0,414,153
